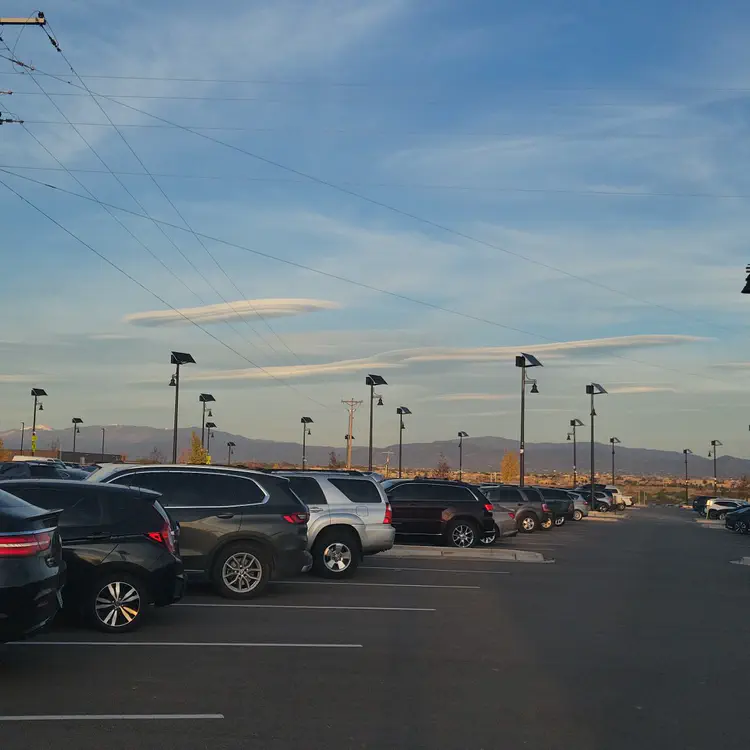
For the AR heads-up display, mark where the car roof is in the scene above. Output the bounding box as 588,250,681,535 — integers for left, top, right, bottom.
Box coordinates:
0,478,161,497
278,470,373,480
88,463,274,481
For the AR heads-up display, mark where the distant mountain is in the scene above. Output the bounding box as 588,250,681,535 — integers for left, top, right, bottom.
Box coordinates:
0,425,746,478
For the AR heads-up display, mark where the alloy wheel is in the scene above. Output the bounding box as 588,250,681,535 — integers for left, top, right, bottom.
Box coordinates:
94,581,141,629
554,517,565,526
573,510,583,521
323,542,353,572
451,524,475,547
521,517,536,532
222,551,263,594
737,521,748,534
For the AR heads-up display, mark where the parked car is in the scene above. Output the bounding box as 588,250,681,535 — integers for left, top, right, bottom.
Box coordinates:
274,470,395,578
0,461,74,481
692,495,715,515
566,491,589,521
478,484,551,533
1,479,184,633
725,505,750,533
705,498,749,521
481,502,518,544
0,487,65,643
536,487,574,527
88,464,312,599
382,479,495,548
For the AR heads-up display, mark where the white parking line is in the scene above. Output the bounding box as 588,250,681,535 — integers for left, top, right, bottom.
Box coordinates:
275,580,480,590
363,566,510,575
11,641,362,648
0,714,224,722
175,603,436,612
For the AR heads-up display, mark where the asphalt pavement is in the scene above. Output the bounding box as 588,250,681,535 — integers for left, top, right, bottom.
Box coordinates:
2,507,749,749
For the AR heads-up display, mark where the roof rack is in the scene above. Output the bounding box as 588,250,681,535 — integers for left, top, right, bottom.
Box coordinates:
260,468,365,476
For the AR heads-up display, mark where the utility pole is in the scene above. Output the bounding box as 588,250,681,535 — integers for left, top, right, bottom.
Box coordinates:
341,398,362,470
382,450,394,478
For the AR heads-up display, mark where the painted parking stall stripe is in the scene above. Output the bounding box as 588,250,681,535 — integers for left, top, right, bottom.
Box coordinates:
11,641,363,648
0,714,225,722
275,580,480,590
362,565,510,575
176,603,436,612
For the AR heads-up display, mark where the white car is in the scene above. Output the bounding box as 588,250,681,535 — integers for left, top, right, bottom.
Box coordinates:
705,498,749,520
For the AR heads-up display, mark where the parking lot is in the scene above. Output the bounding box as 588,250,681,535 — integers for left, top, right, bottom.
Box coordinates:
3,509,750,750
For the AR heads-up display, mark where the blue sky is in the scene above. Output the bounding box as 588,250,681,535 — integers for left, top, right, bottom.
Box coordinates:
1,0,750,455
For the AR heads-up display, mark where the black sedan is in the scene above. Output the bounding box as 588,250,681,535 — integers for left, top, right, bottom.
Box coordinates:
1,480,185,633
725,504,750,534
0,488,65,643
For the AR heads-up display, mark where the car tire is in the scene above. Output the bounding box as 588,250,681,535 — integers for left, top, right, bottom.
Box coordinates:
707,511,716,520
736,521,748,534
312,528,361,579
596,503,609,513
86,571,148,633
479,524,499,545
212,542,271,599
518,514,538,533
573,509,584,521
541,516,553,530
718,512,728,521
445,519,480,548
554,516,566,527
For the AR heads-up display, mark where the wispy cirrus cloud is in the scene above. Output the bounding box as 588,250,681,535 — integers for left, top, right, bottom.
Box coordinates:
124,299,340,327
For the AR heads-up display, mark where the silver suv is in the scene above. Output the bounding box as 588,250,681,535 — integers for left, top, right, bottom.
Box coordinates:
277,470,395,579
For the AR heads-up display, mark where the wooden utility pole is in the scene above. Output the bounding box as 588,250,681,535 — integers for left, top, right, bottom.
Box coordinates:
341,398,362,470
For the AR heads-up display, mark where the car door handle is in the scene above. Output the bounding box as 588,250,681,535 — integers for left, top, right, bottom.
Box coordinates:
216,513,235,519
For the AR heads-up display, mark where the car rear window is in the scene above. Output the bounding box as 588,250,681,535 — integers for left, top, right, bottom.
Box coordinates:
286,476,327,505
0,487,38,509
328,478,382,504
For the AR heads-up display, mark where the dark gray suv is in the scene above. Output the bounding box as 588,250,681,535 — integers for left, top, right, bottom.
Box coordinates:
478,484,551,533
88,464,312,599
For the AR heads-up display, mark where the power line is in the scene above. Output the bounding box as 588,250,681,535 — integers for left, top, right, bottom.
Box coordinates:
0,166,734,388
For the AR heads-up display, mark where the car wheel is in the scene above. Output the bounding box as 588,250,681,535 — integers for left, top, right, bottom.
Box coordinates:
736,521,748,534
518,514,538,533
480,524,498,545
596,503,609,513
718,512,728,521
541,516,553,530
446,519,479,548
86,572,147,633
213,542,270,599
573,509,584,521
554,516,566,527
707,511,716,520
312,528,361,579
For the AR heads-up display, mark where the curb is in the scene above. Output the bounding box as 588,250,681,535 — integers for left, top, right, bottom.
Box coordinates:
584,515,622,523
382,545,550,564
695,519,724,526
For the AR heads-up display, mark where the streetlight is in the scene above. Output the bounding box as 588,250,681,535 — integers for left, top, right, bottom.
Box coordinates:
205,421,216,459
198,393,216,449
30,387,47,457
567,418,584,487
683,449,692,506
515,353,542,487
169,351,195,463
365,374,387,472
101,427,106,462
301,417,313,469
227,440,236,465
20,421,25,455
71,417,83,456
396,406,411,478
609,437,621,484
458,431,469,481
585,383,607,510
709,440,722,494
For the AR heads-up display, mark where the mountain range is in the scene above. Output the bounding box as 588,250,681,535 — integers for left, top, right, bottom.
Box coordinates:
0,425,747,478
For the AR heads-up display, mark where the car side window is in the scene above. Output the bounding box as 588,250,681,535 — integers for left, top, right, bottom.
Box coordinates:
17,487,106,527
0,463,31,478
491,487,523,503
432,485,476,502
286,477,327,505
328,478,382,504
388,483,428,500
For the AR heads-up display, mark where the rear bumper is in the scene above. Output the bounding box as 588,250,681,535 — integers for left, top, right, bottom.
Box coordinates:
152,565,187,607
0,570,64,643
362,525,396,555
274,549,313,579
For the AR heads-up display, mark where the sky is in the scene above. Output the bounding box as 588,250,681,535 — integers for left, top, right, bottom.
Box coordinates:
1,0,750,455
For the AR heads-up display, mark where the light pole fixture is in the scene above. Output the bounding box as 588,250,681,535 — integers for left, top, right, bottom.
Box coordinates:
396,406,411,478
71,417,83,455
301,417,313,469
227,440,236,465
709,439,722,493
366,374,387,472
609,437,621,484
569,418,584,487
101,427,106,462
170,351,195,463
199,393,216,449
683,449,692,506
30,387,47,457
585,383,607,510
458,431,469,481
515,353,542,487
205,421,216,459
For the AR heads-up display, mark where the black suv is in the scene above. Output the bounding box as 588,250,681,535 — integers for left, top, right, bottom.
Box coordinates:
382,479,495,548
1,479,183,633
89,465,312,599
536,487,574,528
478,484,550,533
0,461,72,480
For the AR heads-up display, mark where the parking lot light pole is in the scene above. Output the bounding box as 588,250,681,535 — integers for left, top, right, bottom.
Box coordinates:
71,417,83,455
227,440,236,465
169,352,195,463
458,431,468,481
199,393,215,449
301,417,313,469
683,449,692,505
30,387,47,456
397,406,411,478
205,422,216,461
101,427,106,462
20,421,25,455
710,440,722,494
609,437,621,484
586,383,607,510
568,418,584,487
365,375,387,472
515,353,542,487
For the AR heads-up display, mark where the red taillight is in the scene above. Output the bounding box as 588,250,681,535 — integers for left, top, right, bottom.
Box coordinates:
542,503,550,513
384,501,393,525
283,512,309,524
0,530,52,557
147,522,175,554
484,503,494,513
507,511,516,520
